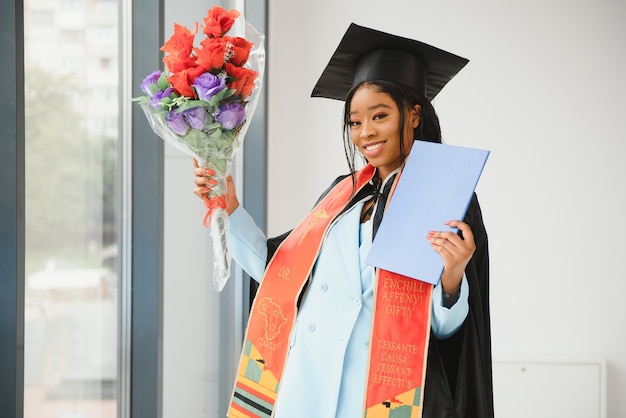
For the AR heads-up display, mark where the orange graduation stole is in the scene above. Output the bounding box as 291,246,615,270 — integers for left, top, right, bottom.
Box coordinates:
229,164,433,418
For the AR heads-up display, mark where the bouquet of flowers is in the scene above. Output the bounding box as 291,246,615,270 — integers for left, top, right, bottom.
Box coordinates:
134,6,265,291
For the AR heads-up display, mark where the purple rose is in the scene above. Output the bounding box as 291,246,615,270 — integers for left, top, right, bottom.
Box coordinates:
140,70,162,95
166,111,190,136
184,106,208,130
192,72,226,102
150,86,173,109
215,102,246,130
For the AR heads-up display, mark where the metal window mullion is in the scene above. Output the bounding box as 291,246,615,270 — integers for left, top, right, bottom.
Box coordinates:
122,0,165,418
117,0,134,417
0,1,25,417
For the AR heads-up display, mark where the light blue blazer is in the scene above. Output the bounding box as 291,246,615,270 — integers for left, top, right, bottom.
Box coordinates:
229,202,469,418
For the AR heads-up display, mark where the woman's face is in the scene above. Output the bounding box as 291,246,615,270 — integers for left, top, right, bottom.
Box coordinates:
348,86,420,179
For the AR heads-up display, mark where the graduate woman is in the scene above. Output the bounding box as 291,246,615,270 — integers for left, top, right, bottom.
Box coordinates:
194,24,493,418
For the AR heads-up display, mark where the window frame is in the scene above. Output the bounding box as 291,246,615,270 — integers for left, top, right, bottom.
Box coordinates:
0,0,267,416
123,0,165,417
0,0,26,416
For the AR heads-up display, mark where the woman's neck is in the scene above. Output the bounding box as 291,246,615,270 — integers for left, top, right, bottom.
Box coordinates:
378,166,401,185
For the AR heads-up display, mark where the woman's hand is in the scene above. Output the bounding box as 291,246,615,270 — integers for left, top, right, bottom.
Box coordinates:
192,159,240,215
427,220,476,295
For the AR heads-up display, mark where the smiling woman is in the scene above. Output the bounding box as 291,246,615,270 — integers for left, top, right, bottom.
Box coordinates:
193,22,492,418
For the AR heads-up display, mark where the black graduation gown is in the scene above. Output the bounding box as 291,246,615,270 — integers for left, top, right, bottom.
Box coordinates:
256,175,493,418
423,192,493,418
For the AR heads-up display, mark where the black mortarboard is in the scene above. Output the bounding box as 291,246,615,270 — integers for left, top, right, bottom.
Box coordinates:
311,23,469,101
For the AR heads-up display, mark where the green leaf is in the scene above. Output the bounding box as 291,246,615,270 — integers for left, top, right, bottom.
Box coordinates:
221,130,235,142
176,100,209,112
209,128,223,139
157,72,170,90
131,96,151,104
208,156,227,172
208,88,236,107
181,129,208,154
206,122,221,130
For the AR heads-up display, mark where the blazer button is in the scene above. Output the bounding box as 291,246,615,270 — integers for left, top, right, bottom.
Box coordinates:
353,297,361,306
307,323,316,332
320,283,328,292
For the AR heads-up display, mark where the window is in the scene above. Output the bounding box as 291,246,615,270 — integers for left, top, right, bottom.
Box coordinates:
23,1,119,416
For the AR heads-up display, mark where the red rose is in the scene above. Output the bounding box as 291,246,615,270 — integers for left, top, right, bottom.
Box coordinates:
168,66,205,98
225,63,257,98
163,53,196,73
203,6,240,38
196,37,227,70
160,23,197,72
224,36,253,66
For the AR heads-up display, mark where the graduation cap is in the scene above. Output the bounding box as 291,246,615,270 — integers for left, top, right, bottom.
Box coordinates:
311,23,469,101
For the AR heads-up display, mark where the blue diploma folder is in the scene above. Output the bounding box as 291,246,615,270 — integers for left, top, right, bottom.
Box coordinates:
365,141,489,285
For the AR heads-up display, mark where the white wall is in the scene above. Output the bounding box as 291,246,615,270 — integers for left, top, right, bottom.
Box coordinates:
268,1,626,417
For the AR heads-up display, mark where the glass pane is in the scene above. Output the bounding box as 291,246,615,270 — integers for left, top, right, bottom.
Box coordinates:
24,0,120,417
